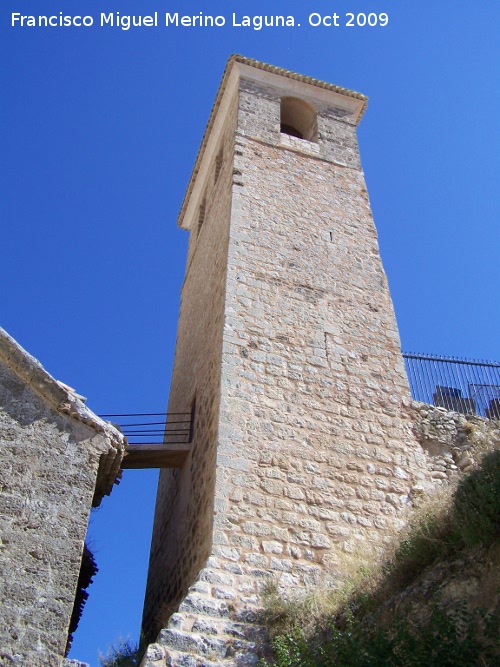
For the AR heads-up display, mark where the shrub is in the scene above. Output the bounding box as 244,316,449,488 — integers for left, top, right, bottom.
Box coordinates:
452,449,500,547
99,637,141,667
260,603,500,667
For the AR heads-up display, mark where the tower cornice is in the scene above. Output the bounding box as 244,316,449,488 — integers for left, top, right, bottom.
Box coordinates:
177,55,368,231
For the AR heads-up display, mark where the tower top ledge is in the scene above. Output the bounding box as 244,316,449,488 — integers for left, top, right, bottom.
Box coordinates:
229,55,368,112
177,55,368,230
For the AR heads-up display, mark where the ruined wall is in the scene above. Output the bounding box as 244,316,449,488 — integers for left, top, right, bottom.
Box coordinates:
411,401,500,482
141,94,239,641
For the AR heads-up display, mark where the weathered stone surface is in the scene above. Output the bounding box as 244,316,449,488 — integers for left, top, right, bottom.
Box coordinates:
410,400,500,481
0,328,125,666
178,594,230,618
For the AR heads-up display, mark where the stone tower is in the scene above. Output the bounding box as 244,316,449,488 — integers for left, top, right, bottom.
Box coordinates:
141,56,426,664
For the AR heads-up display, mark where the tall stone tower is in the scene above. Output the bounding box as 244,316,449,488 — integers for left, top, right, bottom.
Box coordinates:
141,56,426,665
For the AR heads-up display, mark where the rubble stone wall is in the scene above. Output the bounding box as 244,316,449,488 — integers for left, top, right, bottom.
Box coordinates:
140,405,500,667
0,358,113,666
411,401,500,482
194,78,428,629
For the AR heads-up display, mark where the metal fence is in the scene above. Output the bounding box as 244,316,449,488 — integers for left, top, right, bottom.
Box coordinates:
402,353,500,419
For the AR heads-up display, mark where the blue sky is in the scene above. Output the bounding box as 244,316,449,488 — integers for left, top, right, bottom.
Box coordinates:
1,1,499,664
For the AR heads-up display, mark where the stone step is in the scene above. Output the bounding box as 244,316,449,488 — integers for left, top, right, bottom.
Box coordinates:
140,583,266,667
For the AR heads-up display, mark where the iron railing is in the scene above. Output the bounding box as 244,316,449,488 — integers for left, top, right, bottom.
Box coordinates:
98,413,192,445
402,353,500,419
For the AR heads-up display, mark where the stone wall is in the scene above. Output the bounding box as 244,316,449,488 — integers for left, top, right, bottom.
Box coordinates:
141,93,239,640
237,77,362,169
139,405,500,667
411,401,500,483
0,329,124,666
215,126,424,578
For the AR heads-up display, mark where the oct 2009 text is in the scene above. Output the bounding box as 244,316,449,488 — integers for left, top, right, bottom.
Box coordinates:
11,11,390,31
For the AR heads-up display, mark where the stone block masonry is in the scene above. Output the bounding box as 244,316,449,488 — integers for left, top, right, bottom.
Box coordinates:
216,132,425,577
140,56,439,665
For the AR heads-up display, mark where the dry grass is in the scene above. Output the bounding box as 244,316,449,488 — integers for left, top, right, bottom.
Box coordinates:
260,486,458,640
260,557,380,640
260,450,500,664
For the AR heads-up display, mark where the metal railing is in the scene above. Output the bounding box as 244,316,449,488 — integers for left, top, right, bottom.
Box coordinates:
402,353,500,419
99,413,192,445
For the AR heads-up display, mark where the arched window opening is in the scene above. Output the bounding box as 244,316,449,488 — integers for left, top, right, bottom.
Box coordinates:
280,97,318,142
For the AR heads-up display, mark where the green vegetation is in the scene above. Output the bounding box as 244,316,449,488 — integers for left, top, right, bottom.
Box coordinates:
259,450,500,667
99,637,142,667
261,602,499,667
389,448,500,587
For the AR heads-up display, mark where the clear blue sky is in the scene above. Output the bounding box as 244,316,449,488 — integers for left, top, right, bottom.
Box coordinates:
1,1,499,664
